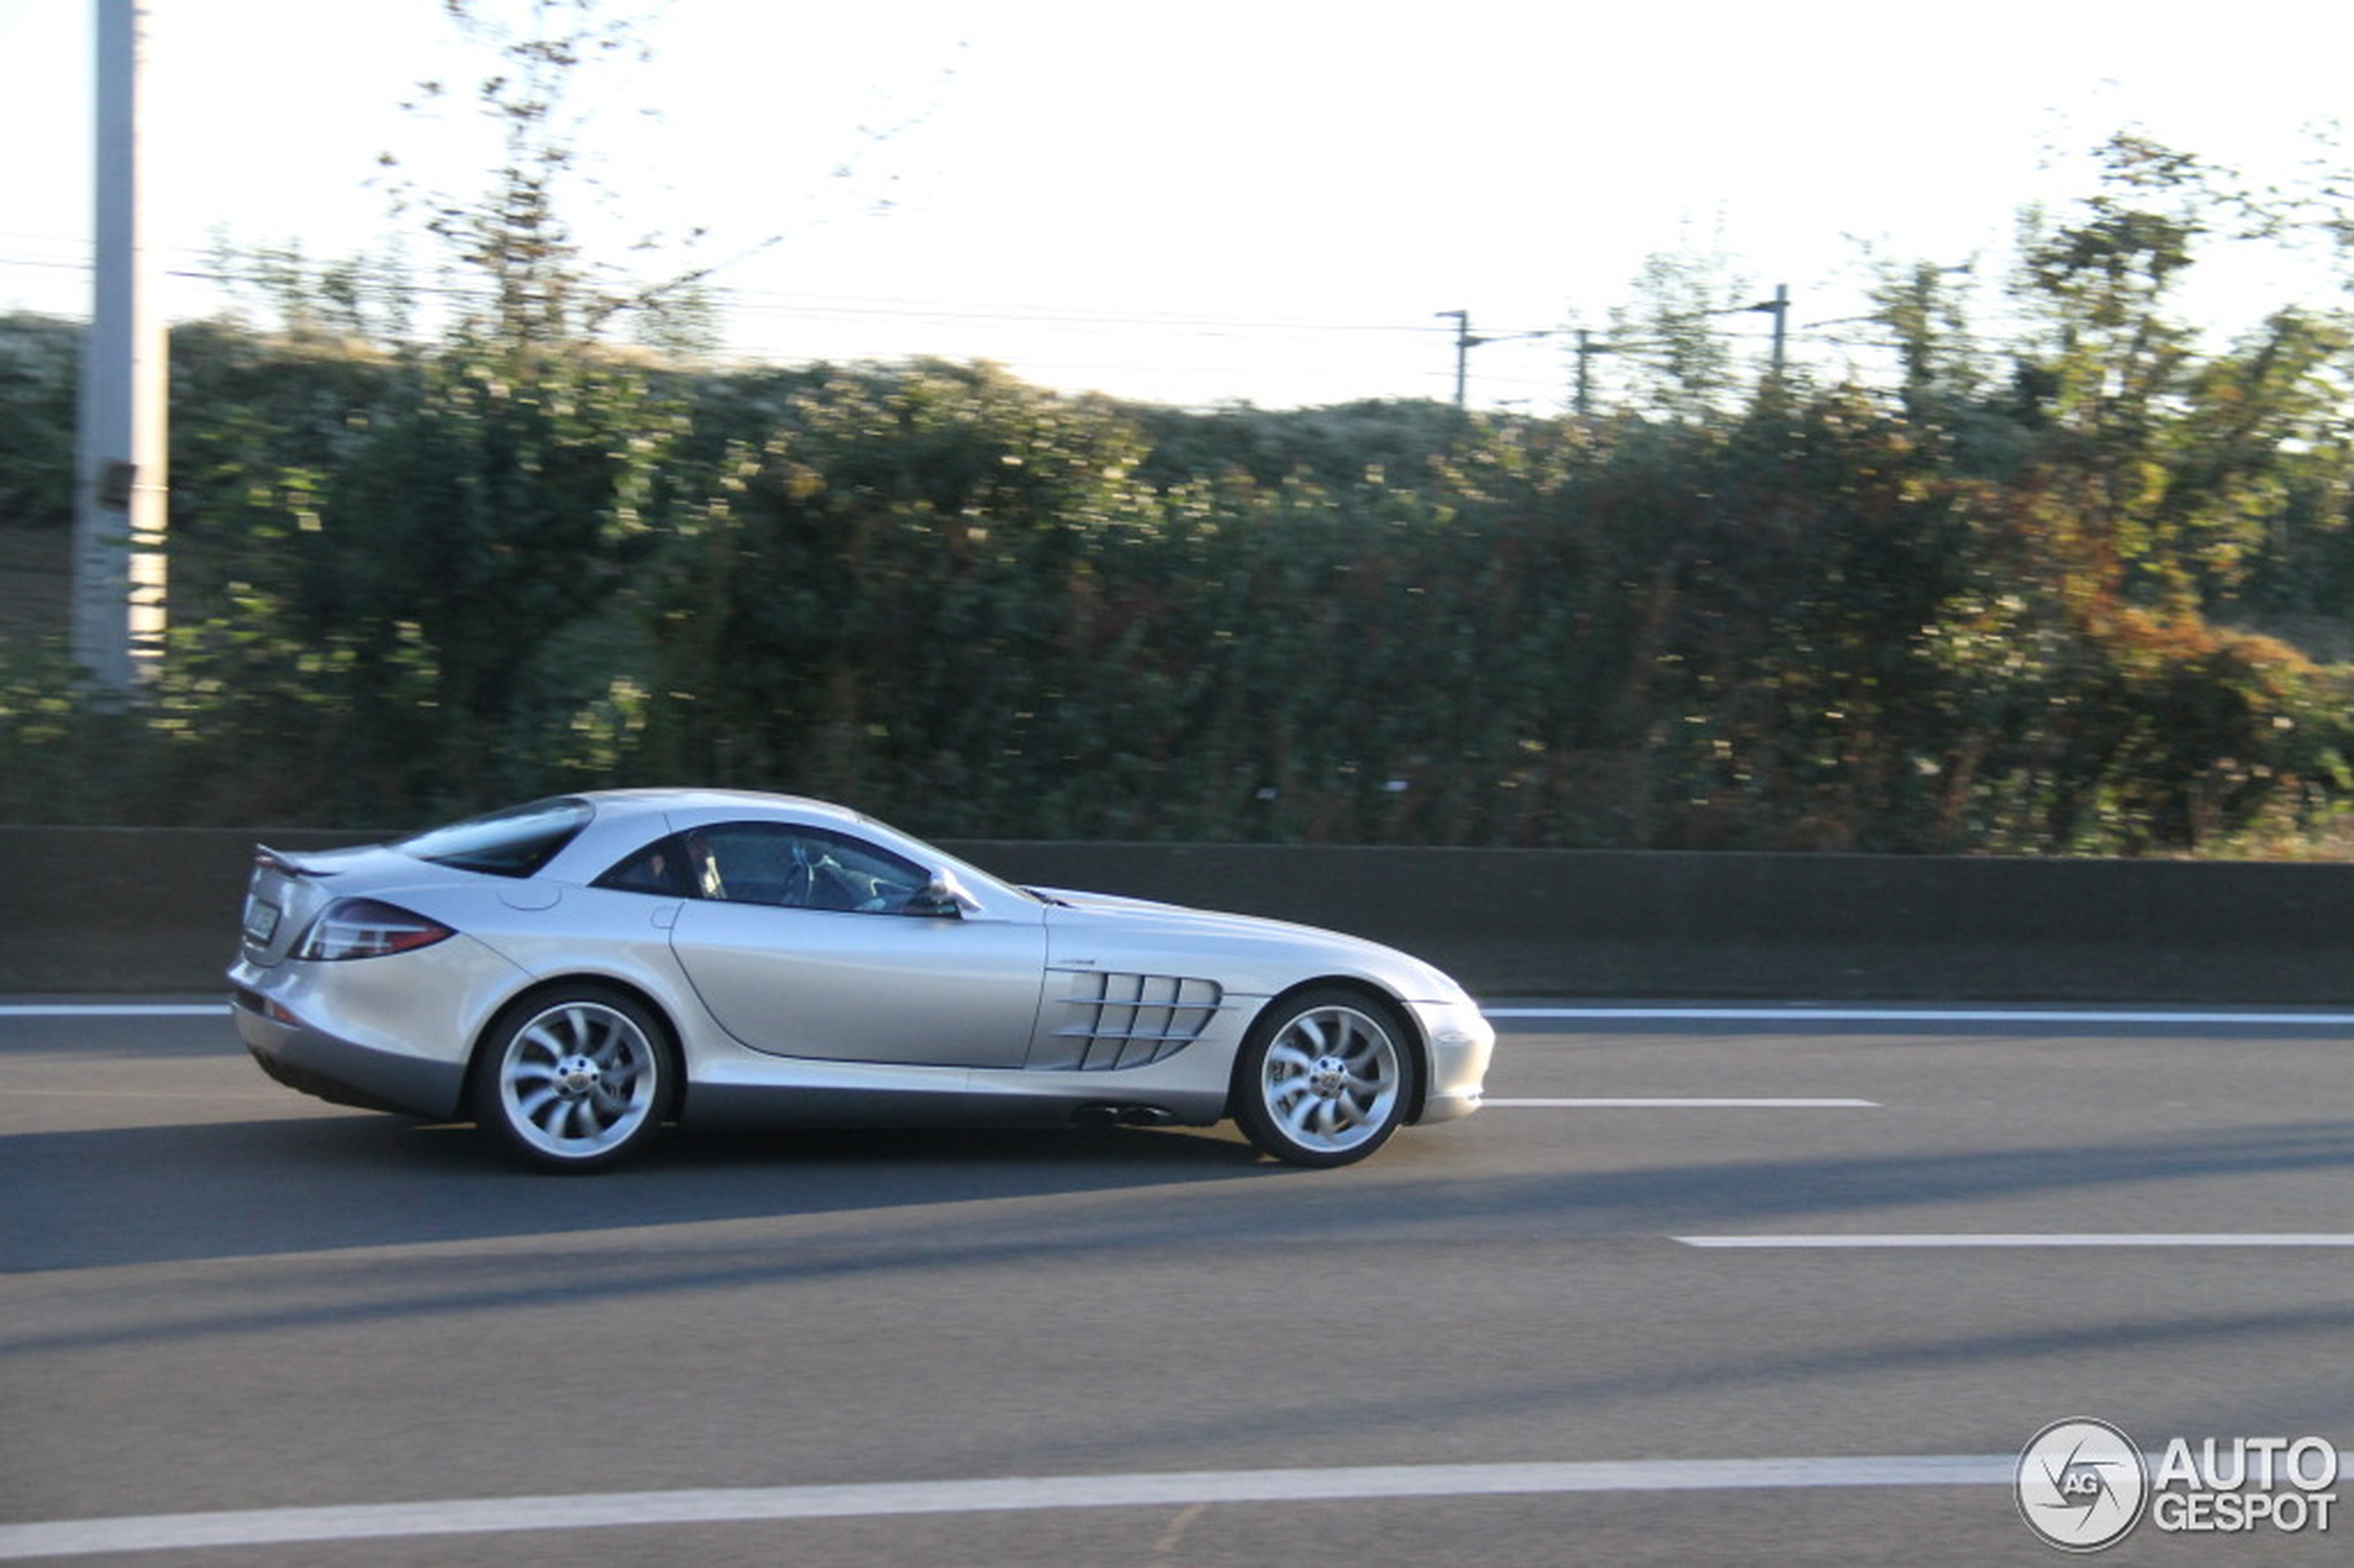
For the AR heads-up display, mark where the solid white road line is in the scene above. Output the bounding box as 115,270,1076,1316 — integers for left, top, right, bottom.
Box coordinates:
0,1457,2020,1560
17,1002,2354,1027
1677,1233,2354,1248
1487,1097,1878,1108
1487,1005,2354,1026
0,1005,222,1018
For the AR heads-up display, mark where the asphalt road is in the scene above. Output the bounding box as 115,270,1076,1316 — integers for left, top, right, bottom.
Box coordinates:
4,1000,2352,1565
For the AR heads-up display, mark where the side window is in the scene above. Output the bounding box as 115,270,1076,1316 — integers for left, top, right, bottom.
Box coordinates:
592,834,698,898
399,796,593,878
693,823,931,915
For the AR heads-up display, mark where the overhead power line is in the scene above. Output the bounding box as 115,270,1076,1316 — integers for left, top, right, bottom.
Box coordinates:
1435,309,1560,410
9,247,1566,346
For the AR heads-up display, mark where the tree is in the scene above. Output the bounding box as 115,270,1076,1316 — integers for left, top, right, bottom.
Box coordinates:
152,0,694,817
640,362,1161,830
2009,133,2245,611
0,312,81,533
394,0,657,346
1607,227,1755,420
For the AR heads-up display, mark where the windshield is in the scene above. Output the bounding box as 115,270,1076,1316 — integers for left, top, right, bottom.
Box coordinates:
396,797,593,879
856,811,1044,905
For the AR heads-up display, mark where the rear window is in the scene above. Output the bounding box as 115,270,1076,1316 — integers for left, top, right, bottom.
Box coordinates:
396,797,594,879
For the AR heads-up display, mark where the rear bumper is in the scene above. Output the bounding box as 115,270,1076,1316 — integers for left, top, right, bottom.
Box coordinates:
1407,996,1495,1124
231,981,466,1119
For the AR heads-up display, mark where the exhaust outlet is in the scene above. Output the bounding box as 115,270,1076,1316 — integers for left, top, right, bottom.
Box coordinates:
1075,1104,1180,1128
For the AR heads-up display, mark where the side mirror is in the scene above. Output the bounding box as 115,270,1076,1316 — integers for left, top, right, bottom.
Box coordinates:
907,868,982,919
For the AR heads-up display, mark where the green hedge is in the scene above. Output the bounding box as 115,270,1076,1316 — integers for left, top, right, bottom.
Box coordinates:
6,327,2351,853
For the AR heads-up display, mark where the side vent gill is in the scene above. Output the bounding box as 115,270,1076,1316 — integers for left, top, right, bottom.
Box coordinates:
1036,969,1227,1071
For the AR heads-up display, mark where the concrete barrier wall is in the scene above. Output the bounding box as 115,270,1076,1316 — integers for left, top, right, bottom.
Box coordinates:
3,826,2348,1001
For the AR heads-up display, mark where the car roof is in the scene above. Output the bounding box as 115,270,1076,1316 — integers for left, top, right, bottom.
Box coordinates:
557,789,890,863
578,787,852,818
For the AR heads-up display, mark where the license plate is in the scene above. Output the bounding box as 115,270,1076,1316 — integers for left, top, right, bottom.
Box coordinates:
243,896,282,945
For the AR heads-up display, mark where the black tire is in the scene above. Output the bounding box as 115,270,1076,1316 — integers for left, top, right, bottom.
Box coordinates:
472,985,673,1172
1232,987,1417,1168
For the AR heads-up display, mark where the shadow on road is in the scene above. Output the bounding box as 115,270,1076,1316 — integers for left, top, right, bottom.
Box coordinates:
0,1112,1271,1275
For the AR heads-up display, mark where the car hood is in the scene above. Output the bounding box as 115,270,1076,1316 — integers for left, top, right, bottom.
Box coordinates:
1031,886,1467,1002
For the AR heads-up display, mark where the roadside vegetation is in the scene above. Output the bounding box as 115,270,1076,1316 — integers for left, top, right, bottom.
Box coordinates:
6,9,2354,854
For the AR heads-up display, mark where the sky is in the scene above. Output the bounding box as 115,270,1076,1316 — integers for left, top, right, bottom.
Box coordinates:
3,0,2350,410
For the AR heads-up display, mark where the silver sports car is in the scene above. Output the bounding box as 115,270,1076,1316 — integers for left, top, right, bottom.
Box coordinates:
229,789,1494,1171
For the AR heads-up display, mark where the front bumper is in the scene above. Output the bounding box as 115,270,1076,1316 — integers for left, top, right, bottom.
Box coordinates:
1407,995,1495,1124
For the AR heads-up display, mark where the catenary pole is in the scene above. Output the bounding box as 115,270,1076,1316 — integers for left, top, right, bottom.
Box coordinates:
1436,310,1471,410
1436,309,1556,411
73,0,168,694
1749,283,1790,383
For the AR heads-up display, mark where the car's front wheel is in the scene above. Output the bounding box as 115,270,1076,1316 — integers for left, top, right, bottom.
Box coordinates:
473,987,672,1172
1232,988,1416,1167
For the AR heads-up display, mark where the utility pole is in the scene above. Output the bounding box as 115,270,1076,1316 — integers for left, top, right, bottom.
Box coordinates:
1573,328,1606,418
1436,310,1472,410
1435,309,1555,411
73,0,168,694
1747,283,1790,383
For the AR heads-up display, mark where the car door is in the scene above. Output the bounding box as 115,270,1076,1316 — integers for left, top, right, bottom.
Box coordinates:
662,821,1048,1068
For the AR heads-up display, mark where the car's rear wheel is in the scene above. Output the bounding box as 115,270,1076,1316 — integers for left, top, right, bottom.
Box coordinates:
474,986,671,1172
1233,988,1416,1167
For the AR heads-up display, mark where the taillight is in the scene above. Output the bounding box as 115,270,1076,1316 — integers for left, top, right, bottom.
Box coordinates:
296,899,455,961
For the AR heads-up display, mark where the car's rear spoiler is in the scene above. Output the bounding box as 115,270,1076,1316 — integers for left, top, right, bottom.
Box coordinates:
252,844,345,879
